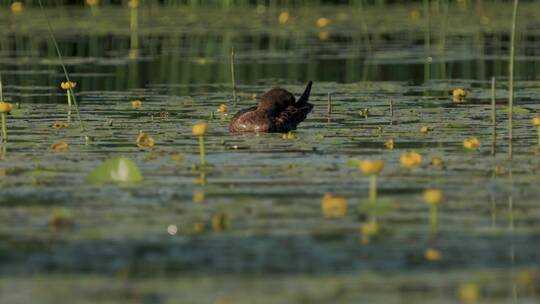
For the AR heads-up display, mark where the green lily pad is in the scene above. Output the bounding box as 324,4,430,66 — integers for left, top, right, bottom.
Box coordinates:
502,107,531,114
22,170,57,178
359,200,399,216
85,157,143,184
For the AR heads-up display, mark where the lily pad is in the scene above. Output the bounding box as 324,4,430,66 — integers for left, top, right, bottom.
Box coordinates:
85,157,143,184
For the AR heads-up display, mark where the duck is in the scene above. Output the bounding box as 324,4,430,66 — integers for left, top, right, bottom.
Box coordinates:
229,81,313,133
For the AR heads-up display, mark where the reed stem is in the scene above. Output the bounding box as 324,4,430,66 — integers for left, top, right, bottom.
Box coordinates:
327,92,332,115
198,135,206,166
130,4,139,51
369,175,377,204
508,0,519,160
423,0,431,84
231,46,237,105
1,113,6,143
491,77,496,156
389,99,394,124
67,89,72,121
37,0,89,140
429,204,438,232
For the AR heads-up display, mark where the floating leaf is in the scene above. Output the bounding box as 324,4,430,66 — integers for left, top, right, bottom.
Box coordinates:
502,107,531,114
85,157,143,184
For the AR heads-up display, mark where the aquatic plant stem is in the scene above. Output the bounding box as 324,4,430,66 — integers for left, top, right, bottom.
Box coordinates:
508,0,519,160
231,46,237,105
423,0,431,84
37,0,89,141
327,92,332,115
491,77,496,156
537,126,540,146
1,113,7,143
429,205,438,232
389,99,394,124
198,135,206,167
130,3,139,52
0,73,4,143
67,89,72,122
369,175,377,204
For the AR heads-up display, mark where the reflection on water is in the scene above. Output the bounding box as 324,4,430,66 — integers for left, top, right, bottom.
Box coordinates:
1,2,540,303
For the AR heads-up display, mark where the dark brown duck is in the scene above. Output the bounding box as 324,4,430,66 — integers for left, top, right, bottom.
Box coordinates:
229,81,313,133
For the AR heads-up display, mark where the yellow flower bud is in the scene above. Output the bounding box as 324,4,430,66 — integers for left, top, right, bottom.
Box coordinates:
400,151,422,168
359,160,384,176
423,189,443,205
192,122,208,136
458,283,480,304
60,81,77,90
278,11,289,25
0,102,13,113
463,137,480,149
136,131,155,148
51,142,69,152
384,139,395,150
424,248,442,261
532,117,540,126
131,100,142,109
318,31,330,41
10,1,24,14
128,0,139,8
452,88,467,102
193,191,205,203
316,17,331,28
321,193,347,219
217,104,228,113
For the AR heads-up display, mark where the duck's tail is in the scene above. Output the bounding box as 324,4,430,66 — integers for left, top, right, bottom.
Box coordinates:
296,81,313,106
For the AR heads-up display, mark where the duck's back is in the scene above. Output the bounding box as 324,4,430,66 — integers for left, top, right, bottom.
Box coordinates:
229,107,272,133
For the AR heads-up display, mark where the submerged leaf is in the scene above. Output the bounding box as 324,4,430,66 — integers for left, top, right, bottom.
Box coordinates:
85,157,143,184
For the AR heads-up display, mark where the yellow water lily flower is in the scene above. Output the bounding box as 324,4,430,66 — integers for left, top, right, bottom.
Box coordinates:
217,104,228,113
423,189,443,205
52,122,69,129
531,117,540,126
400,151,422,168
193,191,205,203
420,126,431,133
384,139,395,150
431,157,443,168
278,11,289,25
318,31,330,41
424,248,442,261
60,81,77,90
458,283,480,304
192,122,208,136
10,1,23,14
316,17,331,28
51,142,69,152
463,137,480,149
212,213,229,231
127,0,139,8
0,102,13,113
359,160,384,176
360,221,379,244
321,193,347,219
86,0,98,6
131,99,142,109
136,131,155,148
452,88,467,102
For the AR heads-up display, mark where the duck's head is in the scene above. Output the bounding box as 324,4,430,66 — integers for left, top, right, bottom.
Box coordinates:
257,88,296,113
